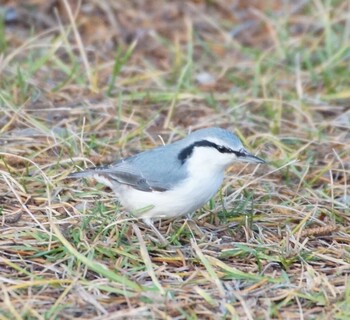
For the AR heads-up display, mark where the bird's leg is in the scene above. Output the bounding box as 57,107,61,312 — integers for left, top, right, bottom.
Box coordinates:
186,212,195,220
185,213,204,237
142,218,168,246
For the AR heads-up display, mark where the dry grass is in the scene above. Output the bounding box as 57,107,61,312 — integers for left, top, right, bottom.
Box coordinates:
1,0,350,319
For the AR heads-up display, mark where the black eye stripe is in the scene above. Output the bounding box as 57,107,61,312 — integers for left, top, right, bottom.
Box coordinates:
178,139,243,164
216,145,232,153
231,149,246,157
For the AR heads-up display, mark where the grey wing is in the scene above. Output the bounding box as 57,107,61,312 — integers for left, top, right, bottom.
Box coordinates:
69,141,188,192
124,146,188,192
103,161,169,192
69,160,169,192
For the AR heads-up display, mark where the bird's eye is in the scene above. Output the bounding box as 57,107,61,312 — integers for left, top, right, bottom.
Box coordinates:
217,146,227,153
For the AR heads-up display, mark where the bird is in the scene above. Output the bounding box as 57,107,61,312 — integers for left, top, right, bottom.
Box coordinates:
69,127,265,243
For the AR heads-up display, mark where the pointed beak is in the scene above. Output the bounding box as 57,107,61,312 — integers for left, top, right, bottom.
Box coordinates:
239,150,266,164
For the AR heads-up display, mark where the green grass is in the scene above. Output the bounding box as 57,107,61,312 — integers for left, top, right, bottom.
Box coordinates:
0,0,350,319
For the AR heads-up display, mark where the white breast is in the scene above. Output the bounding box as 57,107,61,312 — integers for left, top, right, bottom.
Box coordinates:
114,172,223,219
113,147,228,219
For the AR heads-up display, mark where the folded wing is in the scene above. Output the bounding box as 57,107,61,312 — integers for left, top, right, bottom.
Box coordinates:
69,160,170,192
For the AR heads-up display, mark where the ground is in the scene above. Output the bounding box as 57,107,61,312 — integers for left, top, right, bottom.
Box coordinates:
0,0,349,319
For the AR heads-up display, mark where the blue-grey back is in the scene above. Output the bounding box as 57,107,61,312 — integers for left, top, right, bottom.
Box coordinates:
122,140,187,189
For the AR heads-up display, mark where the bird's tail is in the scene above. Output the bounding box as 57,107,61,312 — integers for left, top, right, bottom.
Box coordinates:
68,170,95,178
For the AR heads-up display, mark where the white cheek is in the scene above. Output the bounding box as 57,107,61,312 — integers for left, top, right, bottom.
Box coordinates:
220,152,237,166
188,148,236,169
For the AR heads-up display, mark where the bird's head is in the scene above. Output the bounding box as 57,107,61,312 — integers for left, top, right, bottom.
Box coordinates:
177,127,265,170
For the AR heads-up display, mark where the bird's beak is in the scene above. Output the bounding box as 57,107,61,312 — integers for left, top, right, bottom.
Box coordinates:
239,150,266,164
